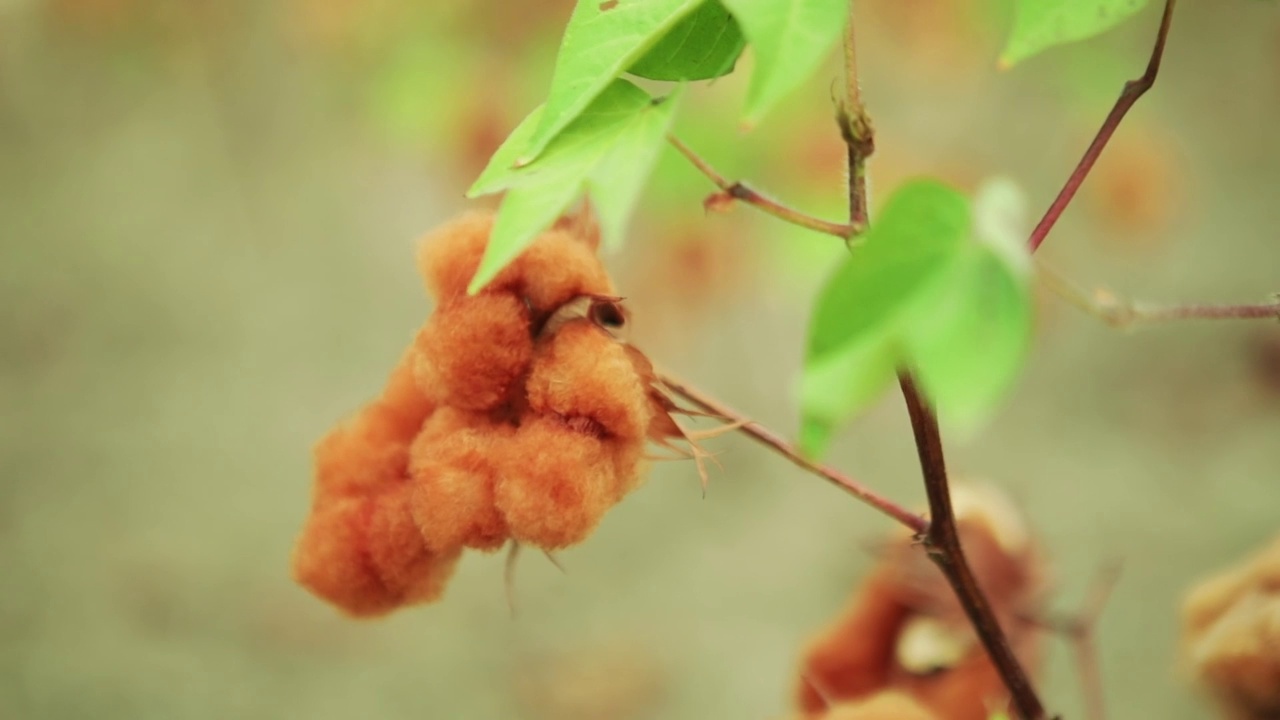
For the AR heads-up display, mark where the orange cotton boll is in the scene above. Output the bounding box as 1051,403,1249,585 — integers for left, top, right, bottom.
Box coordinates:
1181,533,1280,720
525,320,652,442
417,212,498,301
291,494,461,618
312,348,435,500
413,292,533,412
509,227,614,314
415,210,611,313
408,407,513,553
892,644,1011,720
366,483,463,604
821,691,940,720
494,415,621,550
797,563,1017,720
796,483,1044,720
797,566,914,712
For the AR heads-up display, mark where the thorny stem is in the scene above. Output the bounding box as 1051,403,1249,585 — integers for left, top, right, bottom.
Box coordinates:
657,373,927,534
1027,0,1176,253
1039,263,1280,329
839,2,1046,717
666,134,860,239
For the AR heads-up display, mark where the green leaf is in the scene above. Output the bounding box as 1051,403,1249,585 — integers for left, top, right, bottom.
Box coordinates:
466,80,681,293
519,0,703,165
468,107,546,197
585,88,686,249
799,178,1035,454
629,0,746,81
721,0,846,127
902,246,1032,432
807,180,970,361
903,178,1032,430
1001,0,1149,67
799,338,897,457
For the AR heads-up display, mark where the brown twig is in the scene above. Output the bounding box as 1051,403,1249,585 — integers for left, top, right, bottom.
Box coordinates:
657,373,927,534
1027,0,1176,253
1039,264,1280,329
666,134,860,239
835,2,1048,717
898,376,1048,719
1023,564,1123,720
839,0,874,232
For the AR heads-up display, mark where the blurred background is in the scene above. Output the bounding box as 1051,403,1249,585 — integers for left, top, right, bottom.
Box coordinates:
2,1,1279,718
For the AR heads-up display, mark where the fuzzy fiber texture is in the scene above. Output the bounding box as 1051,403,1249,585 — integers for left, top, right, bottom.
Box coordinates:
291,213,664,617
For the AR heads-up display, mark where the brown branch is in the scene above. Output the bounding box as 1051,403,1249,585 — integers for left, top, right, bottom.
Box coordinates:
1068,564,1122,720
1024,564,1123,720
1027,0,1176,253
835,2,1047,717
657,373,927,534
898,375,1048,720
666,134,860,239
840,0,874,232
1039,264,1280,329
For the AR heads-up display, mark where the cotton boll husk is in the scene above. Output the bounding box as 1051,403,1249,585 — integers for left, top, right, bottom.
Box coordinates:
414,292,533,412
409,408,512,553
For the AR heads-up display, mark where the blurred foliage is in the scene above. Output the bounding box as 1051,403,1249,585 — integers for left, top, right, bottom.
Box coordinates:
2,1,1280,719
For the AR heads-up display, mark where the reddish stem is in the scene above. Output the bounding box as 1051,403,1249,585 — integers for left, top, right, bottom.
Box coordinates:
658,373,927,534
1028,0,1176,253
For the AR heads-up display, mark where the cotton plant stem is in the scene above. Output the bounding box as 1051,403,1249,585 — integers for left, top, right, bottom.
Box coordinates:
840,0,873,232
838,1,1047,716
897,375,1048,719
658,373,927,534
1039,263,1280,328
667,134,860,239
1027,0,1176,253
